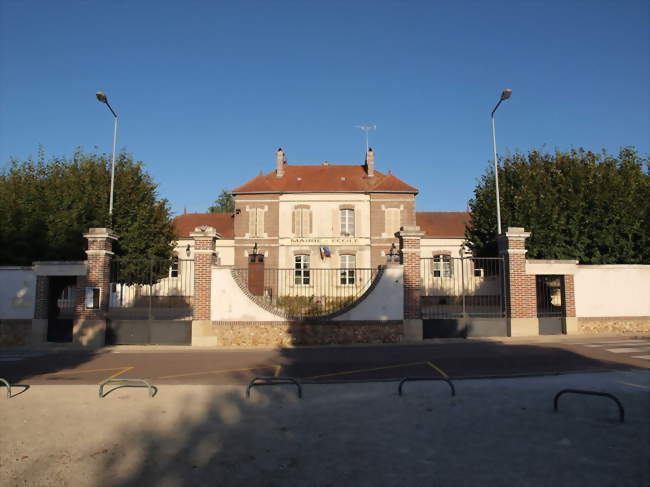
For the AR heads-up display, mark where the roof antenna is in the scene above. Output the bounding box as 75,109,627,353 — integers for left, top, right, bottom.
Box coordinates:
355,125,376,152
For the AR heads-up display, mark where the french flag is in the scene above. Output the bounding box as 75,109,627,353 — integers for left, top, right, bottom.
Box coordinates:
320,246,331,258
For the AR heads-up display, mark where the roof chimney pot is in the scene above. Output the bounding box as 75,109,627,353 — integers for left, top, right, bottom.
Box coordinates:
365,147,375,177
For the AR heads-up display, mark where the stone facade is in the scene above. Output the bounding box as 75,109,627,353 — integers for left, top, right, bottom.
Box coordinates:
0,319,31,346
577,317,650,334
211,320,403,346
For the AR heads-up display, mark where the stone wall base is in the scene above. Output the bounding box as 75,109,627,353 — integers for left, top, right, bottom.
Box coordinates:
192,320,219,346
402,319,423,342
73,319,106,348
211,321,403,347
0,319,32,347
31,319,48,345
577,316,650,335
508,318,540,337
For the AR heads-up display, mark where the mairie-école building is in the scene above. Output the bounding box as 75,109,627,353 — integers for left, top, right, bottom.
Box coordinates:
172,148,469,269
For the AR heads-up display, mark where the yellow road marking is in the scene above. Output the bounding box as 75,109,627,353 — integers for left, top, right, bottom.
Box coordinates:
47,367,132,376
157,366,277,380
426,361,448,378
105,366,134,381
306,361,427,379
274,365,282,377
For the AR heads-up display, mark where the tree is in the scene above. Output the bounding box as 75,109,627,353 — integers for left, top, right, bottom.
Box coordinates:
208,189,234,213
0,149,177,266
466,147,650,264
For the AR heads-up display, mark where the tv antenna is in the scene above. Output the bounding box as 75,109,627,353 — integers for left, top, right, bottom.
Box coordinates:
355,125,376,152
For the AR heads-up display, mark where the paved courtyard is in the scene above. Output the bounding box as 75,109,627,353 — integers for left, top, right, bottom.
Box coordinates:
1,369,648,487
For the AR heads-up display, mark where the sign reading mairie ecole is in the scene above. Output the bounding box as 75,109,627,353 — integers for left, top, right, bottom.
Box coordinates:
280,237,370,246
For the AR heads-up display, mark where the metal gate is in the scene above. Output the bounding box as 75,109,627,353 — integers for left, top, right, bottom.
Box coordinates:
536,275,565,335
106,258,194,345
420,257,506,337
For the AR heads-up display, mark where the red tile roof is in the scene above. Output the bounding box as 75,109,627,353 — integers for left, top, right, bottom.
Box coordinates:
232,164,418,194
416,212,470,238
172,213,234,239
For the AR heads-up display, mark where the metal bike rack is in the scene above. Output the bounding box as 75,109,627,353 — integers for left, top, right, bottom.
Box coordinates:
246,376,302,399
98,378,156,398
398,377,456,397
0,378,11,399
554,389,625,423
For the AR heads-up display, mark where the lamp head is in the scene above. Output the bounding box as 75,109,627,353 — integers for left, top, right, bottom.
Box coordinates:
96,91,108,104
500,89,512,101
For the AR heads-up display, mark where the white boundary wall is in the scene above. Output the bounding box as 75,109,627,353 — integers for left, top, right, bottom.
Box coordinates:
0,267,36,319
575,265,650,317
211,265,403,322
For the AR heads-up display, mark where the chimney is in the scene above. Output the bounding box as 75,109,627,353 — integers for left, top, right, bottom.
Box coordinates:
276,148,286,177
365,147,375,177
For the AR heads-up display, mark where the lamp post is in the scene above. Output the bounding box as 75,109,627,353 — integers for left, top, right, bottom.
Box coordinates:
95,91,118,223
491,88,512,235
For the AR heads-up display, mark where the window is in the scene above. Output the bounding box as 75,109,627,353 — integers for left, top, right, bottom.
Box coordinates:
432,254,452,278
293,207,311,237
169,255,179,278
340,209,355,236
294,254,310,285
248,208,265,237
340,254,356,285
384,208,401,236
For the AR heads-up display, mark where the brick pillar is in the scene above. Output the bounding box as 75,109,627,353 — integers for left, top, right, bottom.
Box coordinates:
398,225,424,341
190,226,218,346
563,274,578,334
498,227,538,336
73,228,118,347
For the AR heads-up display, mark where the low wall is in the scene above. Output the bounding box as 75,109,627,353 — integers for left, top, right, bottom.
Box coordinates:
575,265,650,318
0,319,32,346
574,265,650,334
211,320,403,346
0,267,36,319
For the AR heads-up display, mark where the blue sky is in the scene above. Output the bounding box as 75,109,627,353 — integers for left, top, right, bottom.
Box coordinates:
1,0,648,216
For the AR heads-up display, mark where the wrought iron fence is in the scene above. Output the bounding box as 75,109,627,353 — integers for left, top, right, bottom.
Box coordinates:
109,258,194,319
420,257,505,318
232,267,381,319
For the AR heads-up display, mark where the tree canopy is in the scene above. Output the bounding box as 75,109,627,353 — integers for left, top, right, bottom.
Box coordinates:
208,189,234,214
0,149,177,266
466,147,650,264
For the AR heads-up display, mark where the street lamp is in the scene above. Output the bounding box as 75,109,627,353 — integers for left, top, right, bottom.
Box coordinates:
491,88,512,235
95,91,118,223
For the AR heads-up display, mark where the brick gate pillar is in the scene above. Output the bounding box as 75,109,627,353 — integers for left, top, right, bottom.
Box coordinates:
398,226,424,341
190,226,218,346
498,227,538,336
73,228,118,347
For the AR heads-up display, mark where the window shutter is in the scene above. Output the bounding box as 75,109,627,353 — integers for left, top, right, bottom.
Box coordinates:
385,208,400,235
303,209,311,236
292,209,299,235
349,210,355,236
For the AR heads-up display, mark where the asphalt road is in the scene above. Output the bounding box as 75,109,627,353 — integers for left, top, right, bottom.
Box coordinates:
1,335,649,386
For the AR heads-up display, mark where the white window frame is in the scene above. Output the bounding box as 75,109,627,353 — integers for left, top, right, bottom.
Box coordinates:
432,254,452,278
294,254,310,285
339,254,356,285
340,209,354,236
169,255,179,278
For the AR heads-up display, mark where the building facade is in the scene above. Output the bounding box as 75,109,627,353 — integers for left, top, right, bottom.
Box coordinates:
172,148,470,272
